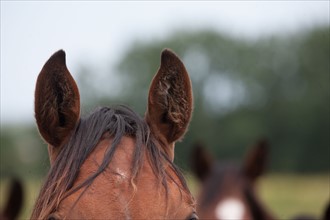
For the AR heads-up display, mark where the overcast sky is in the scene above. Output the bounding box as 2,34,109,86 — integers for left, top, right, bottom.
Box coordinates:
1,1,329,125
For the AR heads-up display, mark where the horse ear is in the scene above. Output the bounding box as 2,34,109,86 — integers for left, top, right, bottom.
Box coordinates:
3,178,23,220
35,50,80,149
145,49,193,160
191,142,213,181
243,139,269,182
323,201,330,220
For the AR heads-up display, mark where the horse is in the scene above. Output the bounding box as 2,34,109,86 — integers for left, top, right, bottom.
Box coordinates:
191,139,274,220
0,178,23,220
31,49,198,219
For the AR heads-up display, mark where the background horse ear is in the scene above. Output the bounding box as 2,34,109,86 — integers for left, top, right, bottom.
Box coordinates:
190,142,213,181
145,49,193,160
323,201,330,220
243,138,269,183
35,50,80,149
2,178,23,220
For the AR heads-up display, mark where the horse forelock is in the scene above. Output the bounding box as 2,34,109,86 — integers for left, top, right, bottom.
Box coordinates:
31,105,191,219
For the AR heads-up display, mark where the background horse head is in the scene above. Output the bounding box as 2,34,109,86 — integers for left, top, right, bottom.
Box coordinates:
31,49,198,219
0,178,23,220
191,139,274,220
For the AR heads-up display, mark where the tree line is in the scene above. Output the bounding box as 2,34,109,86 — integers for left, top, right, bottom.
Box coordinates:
1,26,329,178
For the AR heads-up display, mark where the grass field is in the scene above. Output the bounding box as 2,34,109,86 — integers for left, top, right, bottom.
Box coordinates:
1,174,329,219
257,174,329,219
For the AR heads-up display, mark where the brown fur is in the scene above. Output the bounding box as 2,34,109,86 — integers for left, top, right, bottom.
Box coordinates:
32,49,196,219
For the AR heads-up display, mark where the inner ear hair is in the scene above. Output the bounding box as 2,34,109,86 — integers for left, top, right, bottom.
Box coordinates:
35,50,80,147
146,49,193,145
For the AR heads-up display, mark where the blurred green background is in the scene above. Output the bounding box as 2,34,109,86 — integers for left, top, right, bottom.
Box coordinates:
1,21,329,220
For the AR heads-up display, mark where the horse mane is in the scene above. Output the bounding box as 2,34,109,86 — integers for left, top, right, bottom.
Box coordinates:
31,105,190,219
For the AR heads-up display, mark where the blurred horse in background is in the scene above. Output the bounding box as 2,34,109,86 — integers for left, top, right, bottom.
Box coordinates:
31,49,198,219
0,178,23,220
191,139,274,220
